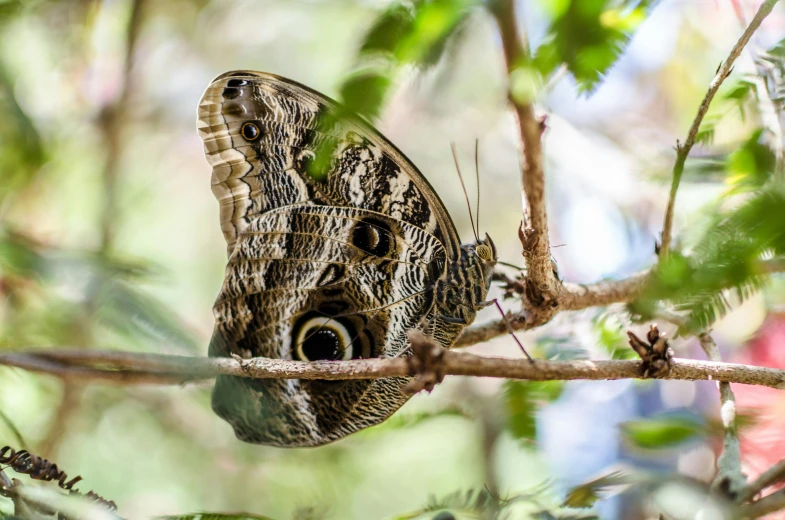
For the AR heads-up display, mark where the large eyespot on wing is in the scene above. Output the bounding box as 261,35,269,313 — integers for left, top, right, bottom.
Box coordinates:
292,314,356,362
208,206,446,446
196,70,461,258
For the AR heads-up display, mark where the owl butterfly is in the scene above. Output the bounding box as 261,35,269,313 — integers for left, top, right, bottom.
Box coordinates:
198,71,497,447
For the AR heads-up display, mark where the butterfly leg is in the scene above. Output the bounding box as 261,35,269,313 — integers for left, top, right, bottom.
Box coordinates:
484,299,534,362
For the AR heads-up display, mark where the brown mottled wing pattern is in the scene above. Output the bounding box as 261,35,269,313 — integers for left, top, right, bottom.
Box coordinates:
197,71,461,446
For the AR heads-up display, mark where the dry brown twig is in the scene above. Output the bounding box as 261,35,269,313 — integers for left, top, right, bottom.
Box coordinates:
660,0,782,258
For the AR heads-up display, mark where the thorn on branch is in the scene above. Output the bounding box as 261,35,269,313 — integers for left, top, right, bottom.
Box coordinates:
404,331,446,394
627,324,674,378
538,114,548,135
518,221,538,253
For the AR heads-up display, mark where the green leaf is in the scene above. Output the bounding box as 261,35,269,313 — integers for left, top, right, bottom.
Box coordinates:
96,280,198,352
339,67,393,121
0,229,46,278
360,3,416,55
504,379,564,441
536,334,588,360
533,513,599,520
424,489,502,519
621,416,705,450
393,0,477,67
156,515,278,520
562,472,630,509
695,116,719,147
0,60,46,204
0,228,196,351
345,0,479,119
723,78,756,120
396,486,550,520
593,314,636,360
533,0,651,92
726,129,776,193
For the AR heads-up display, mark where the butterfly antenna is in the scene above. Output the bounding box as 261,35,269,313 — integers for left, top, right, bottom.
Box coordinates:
451,142,479,242
474,139,480,236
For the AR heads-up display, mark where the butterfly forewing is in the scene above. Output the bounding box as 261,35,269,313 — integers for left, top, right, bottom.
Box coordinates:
198,71,460,257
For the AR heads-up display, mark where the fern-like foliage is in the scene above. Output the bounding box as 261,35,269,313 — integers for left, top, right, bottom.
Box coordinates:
633,181,785,331
0,228,197,352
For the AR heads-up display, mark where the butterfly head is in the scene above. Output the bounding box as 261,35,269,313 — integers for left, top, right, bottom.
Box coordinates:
467,233,497,289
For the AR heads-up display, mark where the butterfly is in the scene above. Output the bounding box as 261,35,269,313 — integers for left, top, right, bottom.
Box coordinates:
198,71,497,447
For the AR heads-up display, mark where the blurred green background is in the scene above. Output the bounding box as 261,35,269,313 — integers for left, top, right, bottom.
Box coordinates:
1,0,785,518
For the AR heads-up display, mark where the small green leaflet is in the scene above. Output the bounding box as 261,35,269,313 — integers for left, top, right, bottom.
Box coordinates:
620,416,705,450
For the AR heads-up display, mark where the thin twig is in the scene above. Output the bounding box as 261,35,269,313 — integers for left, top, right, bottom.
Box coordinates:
699,332,746,499
39,383,83,458
490,0,558,306
2,349,785,389
743,489,785,518
659,0,781,257
99,0,144,251
739,459,785,503
463,258,785,347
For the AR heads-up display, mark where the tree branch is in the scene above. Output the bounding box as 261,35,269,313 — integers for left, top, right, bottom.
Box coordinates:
558,270,651,311
491,0,558,306
699,333,746,499
739,459,785,503
743,489,785,518
2,349,785,389
465,258,785,347
659,0,780,257
99,0,144,251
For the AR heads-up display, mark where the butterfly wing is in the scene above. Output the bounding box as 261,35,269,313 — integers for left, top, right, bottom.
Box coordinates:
197,71,460,446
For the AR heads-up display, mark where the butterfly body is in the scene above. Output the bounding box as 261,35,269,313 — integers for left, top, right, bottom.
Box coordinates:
198,71,496,447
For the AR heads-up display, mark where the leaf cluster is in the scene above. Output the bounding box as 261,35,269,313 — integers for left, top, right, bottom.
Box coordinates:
532,0,652,92
0,228,197,352
633,181,785,331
